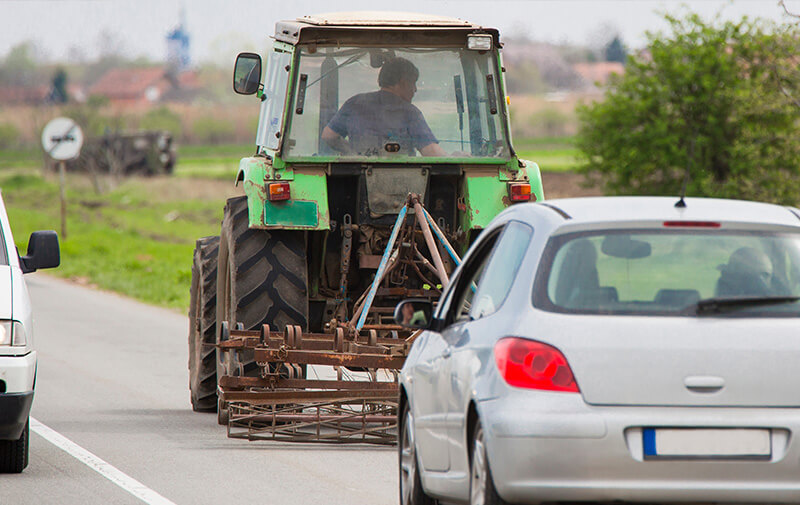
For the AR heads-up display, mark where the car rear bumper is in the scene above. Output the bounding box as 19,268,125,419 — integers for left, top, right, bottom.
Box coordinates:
0,391,33,439
480,395,800,504
0,351,36,392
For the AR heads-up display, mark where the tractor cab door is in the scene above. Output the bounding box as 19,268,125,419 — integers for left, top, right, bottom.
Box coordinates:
256,43,294,153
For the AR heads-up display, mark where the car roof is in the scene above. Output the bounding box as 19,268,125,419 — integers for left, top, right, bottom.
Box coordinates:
526,196,800,229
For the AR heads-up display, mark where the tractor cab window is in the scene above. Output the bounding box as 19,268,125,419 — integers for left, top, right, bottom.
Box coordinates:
283,46,510,161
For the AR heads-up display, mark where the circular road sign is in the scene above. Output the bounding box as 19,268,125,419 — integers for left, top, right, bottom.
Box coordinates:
42,117,84,161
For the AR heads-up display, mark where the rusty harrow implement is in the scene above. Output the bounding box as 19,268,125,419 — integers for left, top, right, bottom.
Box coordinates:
217,194,461,443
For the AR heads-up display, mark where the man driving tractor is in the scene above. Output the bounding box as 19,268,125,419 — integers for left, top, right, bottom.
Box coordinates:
321,57,447,157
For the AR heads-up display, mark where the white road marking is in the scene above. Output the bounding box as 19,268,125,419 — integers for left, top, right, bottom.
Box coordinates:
30,417,177,505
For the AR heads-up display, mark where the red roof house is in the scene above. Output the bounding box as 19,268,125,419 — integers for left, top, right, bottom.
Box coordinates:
87,67,171,106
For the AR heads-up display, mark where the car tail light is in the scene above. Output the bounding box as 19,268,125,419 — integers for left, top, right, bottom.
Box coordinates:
11,322,26,346
508,183,533,202
663,221,720,228
268,182,291,201
494,337,579,392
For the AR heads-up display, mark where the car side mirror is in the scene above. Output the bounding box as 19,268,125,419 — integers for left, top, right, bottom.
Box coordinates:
20,230,60,274
394,299,433,329
233,52,262,95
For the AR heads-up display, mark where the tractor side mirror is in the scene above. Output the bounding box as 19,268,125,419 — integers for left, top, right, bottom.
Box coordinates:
20,230,60,274
394,299,433,330
233,52,262,95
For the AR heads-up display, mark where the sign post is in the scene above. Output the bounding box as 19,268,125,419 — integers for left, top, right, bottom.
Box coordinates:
41,117,83,240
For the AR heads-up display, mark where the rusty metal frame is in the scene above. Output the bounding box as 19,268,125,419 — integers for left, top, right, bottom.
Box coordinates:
217,195,459,444
227,400,397,444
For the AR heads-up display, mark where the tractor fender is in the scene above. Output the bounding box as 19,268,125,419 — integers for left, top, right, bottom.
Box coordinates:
237,157,329,230
517,158,545,201
235,156,270,188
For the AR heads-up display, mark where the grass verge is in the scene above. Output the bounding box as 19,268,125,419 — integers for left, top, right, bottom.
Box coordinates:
514,136,581,173
2,170,229,312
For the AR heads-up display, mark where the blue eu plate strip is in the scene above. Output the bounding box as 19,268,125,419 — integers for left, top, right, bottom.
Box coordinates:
643,428,657,456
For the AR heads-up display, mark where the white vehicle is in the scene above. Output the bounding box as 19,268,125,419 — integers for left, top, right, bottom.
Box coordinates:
0,192,59,473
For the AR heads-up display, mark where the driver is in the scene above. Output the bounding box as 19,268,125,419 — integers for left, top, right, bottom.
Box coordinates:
716,247,774,297
321,57,447,157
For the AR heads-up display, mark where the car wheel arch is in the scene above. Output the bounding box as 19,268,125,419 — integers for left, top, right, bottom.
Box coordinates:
399,386,409,430
466,400,480,464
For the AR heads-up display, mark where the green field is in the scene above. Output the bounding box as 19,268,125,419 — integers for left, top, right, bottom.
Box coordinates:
514,136,580,173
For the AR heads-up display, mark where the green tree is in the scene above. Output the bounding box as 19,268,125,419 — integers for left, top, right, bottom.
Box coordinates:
140,106,183,138
577,14,800,204
604,36,627,64
0,41,38,86
50,68,68,103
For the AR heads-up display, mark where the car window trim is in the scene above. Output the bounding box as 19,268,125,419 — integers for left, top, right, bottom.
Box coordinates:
440,227,505,328
0,218,8,266
468,221,533,320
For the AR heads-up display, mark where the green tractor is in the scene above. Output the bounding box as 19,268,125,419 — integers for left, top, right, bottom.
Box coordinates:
187,12,544,422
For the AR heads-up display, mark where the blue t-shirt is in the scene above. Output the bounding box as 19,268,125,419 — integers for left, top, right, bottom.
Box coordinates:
326,90,438,156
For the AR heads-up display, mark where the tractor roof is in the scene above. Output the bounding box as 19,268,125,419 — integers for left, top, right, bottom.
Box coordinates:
274,11,499,46
298,11,475,27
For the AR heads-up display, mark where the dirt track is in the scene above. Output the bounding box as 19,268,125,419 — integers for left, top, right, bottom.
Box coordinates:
541,171,603,199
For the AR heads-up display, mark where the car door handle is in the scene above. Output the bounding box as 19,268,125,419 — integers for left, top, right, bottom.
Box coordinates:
441,348,452,359
684,376,725,393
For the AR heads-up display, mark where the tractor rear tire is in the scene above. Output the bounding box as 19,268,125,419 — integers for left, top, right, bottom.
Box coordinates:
215,196,308,406
188,236,220,412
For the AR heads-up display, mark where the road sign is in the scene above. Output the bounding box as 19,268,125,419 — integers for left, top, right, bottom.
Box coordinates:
42,117,83,161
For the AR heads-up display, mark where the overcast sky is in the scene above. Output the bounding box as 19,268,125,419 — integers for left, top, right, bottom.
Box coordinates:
1,0,798,65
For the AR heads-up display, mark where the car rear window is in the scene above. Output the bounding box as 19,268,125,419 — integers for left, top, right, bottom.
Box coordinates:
533,229,800,317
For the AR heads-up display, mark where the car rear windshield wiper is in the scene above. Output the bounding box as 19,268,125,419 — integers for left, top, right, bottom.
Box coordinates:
693,295,800,315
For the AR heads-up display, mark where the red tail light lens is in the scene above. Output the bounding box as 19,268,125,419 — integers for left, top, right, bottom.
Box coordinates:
508,183,533,202
268,182,291,201
494,337,579,392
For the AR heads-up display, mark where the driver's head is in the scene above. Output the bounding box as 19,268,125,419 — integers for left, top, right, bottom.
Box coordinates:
728,247,772,282
379,58,419,102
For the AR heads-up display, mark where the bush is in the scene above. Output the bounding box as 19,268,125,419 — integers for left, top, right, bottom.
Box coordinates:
62,97,127,137
190,116,236,144
0,122,20,149
576,13,800,204
140,106,183,138
527,108,571,138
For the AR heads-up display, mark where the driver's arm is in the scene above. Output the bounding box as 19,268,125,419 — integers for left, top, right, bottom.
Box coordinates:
322,126,352,154
419,142,446,157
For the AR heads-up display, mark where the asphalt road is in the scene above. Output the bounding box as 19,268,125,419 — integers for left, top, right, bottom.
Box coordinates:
0,274,397,505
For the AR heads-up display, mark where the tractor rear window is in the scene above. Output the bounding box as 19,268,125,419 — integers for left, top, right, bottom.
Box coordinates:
283,46,510,161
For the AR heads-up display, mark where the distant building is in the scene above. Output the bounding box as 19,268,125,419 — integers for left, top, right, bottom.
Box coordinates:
0,85,50,105
87,66,203,106
88,67,171,106
572,62,625,89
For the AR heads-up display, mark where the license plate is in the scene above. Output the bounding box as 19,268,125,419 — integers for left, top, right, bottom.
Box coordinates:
643,428,771,459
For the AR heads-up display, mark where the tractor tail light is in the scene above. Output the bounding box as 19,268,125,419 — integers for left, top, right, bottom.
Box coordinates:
508,183,533,202
268,182,291,201
494,337,579,392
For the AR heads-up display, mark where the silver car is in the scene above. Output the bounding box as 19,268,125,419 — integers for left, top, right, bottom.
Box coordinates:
397,196,800,505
